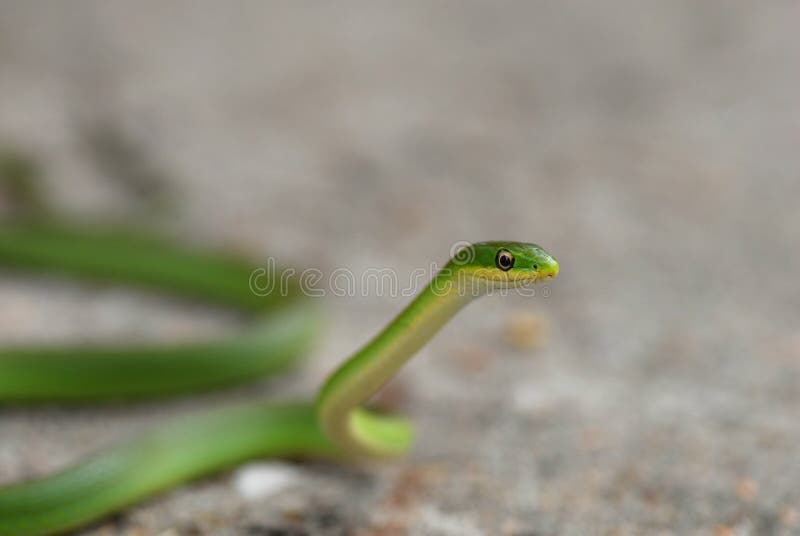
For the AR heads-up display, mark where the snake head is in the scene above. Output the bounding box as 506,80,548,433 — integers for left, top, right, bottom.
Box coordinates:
449,241,558,290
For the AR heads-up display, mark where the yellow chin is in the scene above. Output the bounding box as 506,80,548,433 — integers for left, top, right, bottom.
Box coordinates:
462,267,541,289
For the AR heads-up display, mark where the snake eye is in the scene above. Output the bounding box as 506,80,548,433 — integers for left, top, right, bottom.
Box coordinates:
495,249,515,271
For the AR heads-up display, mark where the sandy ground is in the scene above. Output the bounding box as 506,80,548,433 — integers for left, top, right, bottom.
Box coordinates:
1,2,799,534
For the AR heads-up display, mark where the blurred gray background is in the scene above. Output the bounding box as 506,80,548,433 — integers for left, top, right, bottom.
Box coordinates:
1,2,799,535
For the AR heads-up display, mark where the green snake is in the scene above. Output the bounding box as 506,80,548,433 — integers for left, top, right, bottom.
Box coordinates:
0,220,558,535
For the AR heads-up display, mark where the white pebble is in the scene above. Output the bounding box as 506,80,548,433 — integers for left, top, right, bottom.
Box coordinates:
232,462,300,500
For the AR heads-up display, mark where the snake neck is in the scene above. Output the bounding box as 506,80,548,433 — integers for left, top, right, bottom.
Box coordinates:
316,266,477,457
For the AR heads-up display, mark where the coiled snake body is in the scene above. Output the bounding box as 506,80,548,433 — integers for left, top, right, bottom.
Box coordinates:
0,221,558,535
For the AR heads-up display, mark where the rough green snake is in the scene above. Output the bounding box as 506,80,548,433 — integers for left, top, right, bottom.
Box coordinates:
0,220,558,535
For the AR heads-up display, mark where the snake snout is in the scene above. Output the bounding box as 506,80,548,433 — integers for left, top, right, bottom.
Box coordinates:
538,255,559,280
